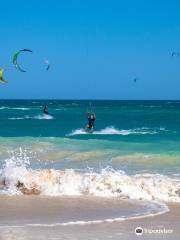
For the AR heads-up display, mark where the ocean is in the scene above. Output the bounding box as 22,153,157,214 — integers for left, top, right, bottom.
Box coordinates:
0,100,180,231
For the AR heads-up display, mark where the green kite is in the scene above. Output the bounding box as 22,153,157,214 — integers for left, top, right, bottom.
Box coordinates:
0,69,7,83
13,49,33,72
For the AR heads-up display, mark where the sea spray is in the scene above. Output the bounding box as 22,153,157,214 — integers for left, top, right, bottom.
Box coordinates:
1,148,31,194
8,114,54,120
1,152,180,202
68,126,165,136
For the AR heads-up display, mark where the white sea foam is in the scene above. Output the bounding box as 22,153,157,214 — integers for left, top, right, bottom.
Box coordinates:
1,156,180,203
69,129,88,135
69,127,158,136
0,107,30,110
8,114,54,120
13,108,30,110
0,107,8,110
31,114,54,120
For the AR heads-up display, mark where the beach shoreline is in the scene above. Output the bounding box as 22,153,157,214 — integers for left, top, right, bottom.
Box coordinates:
0,195,179,239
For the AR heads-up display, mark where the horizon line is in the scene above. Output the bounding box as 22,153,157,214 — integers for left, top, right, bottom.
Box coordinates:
0,99,180,101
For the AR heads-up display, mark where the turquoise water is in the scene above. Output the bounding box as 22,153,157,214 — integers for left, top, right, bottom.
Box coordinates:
1,100,180,139
0,99,179,205
0,100,180,175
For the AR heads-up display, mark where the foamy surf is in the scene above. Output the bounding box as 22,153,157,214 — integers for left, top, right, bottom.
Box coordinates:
0,151,175,229
8,114,54,120
1,157,180,203
31,114,54,120
8,117,25,120
69,127,159,136
0,107,30,110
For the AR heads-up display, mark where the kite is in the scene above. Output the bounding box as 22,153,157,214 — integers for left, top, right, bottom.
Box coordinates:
171,52,180,57
0,69,7,83
13,49,33,72
44,59,50,70
134,78,137,83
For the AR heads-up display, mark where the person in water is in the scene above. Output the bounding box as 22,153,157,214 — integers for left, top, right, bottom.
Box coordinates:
87,112,96,130
43,105,48,114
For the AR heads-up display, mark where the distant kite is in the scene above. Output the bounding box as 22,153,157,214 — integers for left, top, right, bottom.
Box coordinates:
0,69,7,83
13,49,33,72
133,78,137,83
44,59,50,70
171,52,180,57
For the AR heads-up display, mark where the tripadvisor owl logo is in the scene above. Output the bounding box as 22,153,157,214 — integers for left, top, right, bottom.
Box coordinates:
135,227,143,235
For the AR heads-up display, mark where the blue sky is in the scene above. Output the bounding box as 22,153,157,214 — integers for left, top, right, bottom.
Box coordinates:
1,0,180,99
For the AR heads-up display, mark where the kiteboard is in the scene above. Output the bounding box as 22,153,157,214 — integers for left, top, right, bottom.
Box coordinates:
85,125,94,134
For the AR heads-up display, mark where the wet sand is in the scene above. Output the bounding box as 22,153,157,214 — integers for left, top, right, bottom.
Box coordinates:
0,195,179,240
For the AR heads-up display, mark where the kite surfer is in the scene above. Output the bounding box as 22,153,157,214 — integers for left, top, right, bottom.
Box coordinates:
43,105,49,114
86,112,96,132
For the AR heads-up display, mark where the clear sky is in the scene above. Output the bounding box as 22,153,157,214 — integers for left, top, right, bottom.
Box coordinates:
1,0,180,99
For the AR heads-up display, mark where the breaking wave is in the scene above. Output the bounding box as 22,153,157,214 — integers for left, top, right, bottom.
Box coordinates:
69,127,160,136
0,154,180,202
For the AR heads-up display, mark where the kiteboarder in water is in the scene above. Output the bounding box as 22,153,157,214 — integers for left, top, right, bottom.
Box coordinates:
86,112,96,132
43,105,49,114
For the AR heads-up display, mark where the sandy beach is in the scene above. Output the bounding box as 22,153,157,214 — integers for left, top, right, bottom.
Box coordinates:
0,195,179,240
